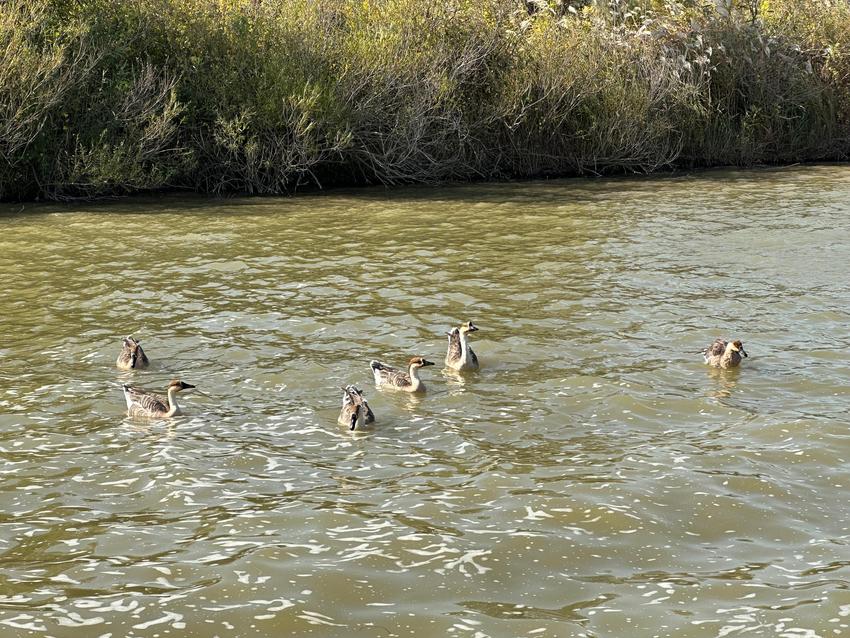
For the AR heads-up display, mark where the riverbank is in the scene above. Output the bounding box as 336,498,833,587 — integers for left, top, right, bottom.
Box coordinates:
2,0,848,202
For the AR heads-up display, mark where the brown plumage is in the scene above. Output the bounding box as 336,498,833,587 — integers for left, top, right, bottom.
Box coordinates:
370,356,435,393
445,321,479,371
117,336,150,370
123,379,195,417
338,385,376,431
702,338,748,369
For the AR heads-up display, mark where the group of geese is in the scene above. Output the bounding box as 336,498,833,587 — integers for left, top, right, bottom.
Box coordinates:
118,326,748,429
118,321,482,427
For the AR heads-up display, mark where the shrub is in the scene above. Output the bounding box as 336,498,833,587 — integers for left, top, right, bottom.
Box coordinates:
0,0,847,201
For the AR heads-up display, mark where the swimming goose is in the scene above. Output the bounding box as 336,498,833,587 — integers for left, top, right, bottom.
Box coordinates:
702,338,748,369
116,336,150,370
445,321,479,371
123,379,195,417
370,357,434,393
338,385,376,431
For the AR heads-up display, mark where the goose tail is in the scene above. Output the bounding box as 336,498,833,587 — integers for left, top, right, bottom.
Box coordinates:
370,360,386,384
121,384,134,409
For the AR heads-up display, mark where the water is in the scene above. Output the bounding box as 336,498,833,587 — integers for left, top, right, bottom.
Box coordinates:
0,166,849,637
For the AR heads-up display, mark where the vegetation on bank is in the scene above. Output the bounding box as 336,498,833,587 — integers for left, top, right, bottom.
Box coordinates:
1,0,849,201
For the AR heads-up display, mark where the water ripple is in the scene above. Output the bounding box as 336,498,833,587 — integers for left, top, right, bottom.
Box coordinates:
0,167,849,636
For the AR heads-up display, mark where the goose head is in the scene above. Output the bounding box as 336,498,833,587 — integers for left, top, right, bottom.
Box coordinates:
168,379,196,393
730,340,748,357
408,356,435,369
460,321,479,334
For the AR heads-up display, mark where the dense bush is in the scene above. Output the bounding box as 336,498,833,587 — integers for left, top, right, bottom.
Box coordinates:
0,0,848,201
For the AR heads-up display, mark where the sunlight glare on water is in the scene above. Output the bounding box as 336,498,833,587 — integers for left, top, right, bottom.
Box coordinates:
0,166,849,637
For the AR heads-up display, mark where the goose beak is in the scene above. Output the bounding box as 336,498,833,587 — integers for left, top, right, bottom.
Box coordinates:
469,325,479,332
423,360,435,367
181,382,196,390
741,348,748,358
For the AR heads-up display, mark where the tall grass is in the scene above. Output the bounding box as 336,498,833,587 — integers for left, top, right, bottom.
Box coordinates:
0,0,848,201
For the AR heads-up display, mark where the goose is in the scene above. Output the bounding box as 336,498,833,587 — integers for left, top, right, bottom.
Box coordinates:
445,321,479,371
116,336,149,370
702,338,748,369
123,379,195,417
338,385,376,431
370,357,434,393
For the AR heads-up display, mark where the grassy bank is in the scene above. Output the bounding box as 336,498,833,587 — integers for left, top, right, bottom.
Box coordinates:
1,0,849,201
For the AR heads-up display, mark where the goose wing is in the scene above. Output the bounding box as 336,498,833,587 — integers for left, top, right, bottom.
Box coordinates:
117,351,132,368
117,339,134,367
370,361,411,388
385,369,411,388
338,402,356,427
362,400,376,424
445,329,461,363
135,344,150,367
703,338,727,357
123,384,168,414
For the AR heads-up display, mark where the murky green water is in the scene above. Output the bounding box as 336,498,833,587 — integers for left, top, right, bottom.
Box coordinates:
1,166,849,637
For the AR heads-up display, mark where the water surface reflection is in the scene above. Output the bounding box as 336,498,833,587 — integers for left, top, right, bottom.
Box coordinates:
0,166,849,636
